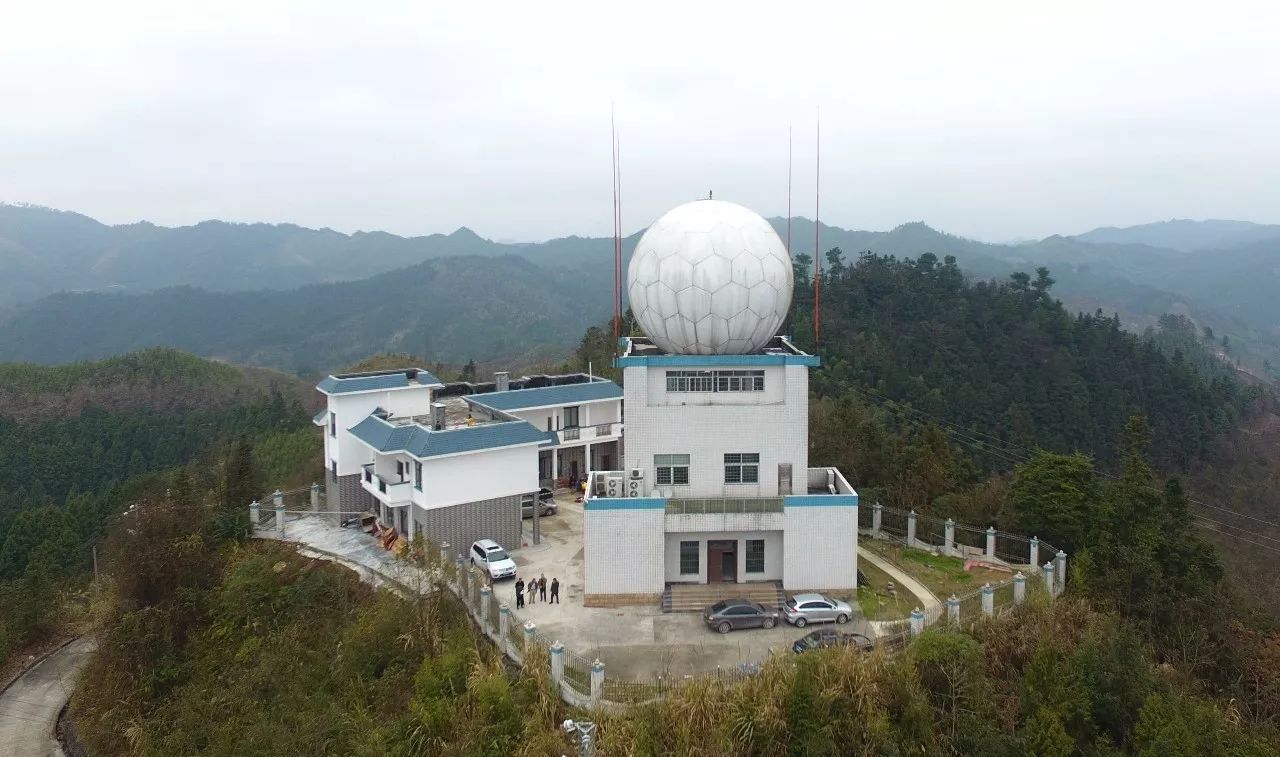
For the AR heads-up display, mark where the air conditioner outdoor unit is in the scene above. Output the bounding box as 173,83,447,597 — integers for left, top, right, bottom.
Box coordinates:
630,468,644,479
605,478,622,498
627,479,641,497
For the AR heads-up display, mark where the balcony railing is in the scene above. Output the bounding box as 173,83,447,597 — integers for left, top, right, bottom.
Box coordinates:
361,464,412,503
554,422,621,446
665,498,784,515
593,422,614,436
561,427,580,441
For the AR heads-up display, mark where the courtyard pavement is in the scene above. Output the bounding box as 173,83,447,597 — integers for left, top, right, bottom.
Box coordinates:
262,494,889,680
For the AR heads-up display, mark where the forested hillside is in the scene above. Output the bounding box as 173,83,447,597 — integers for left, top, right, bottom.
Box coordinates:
0,349,320,666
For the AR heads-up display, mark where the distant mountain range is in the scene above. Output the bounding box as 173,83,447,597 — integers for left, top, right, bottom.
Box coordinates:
2,203,1279,375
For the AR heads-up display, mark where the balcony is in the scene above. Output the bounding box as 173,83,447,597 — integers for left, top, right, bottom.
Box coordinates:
555,421,622,446
665,497,785,532
361,464,412,506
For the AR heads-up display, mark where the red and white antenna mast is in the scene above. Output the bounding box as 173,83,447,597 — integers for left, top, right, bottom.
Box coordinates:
813,109,821,346
611,104,622,340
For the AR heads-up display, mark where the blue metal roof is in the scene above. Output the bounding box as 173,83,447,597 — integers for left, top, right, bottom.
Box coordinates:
468,380,623,411
347,413,555,459
316,369,443,395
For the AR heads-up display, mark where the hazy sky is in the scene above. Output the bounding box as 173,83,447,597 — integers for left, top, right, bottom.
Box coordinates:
3,1,1277,243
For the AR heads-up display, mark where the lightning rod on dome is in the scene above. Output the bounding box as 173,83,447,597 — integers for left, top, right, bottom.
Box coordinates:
610,103,622,341
814,108,821,346
787,125,792,259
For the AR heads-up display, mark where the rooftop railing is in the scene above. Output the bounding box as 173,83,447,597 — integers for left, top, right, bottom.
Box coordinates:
665,498,784,515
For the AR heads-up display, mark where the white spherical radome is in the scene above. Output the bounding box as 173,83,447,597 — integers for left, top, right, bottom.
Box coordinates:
627,200,793,355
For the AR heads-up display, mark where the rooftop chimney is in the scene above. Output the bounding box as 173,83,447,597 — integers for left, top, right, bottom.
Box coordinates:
430,402,446,431
495,371,510,392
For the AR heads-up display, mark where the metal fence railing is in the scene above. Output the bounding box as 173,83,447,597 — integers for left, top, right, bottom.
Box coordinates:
665,498,785,515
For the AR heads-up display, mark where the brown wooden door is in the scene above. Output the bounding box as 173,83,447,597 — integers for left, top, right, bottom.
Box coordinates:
708,546,723,582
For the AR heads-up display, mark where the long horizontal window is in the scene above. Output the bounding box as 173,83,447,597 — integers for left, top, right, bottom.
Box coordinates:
666,370,764,393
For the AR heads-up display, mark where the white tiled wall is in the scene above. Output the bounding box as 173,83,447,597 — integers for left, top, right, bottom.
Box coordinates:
782,506,858,590
583,507,666,595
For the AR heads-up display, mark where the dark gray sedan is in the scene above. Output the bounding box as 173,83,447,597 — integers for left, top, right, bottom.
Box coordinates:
703,598,781,634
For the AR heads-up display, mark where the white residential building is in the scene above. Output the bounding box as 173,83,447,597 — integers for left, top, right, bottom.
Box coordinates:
315,368,622,554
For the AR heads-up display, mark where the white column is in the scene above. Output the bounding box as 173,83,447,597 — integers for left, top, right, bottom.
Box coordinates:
550,641,565,685
455,554,466,597
906,510,918,548
1029,536,1040,572
249,500,259,530
523,621,536,654
872,502,883,537
947,594,960,624
985,526,996,559
310,482,321,510
590,659,605,706
480,586,492,625
499,603,511,649
909,607,925,636
1043,561,1055,596
1013,572,1026,605
552,448,559,484
1055,550,1067,592
981,583,994,616
273,490,285,534
944,518,955,555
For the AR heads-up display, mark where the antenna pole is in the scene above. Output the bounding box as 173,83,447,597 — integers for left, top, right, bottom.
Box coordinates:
611,104,621,340
814,110,821,346
787,126,792,258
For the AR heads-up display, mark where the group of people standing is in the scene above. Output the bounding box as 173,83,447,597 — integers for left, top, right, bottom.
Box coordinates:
514,574,558,608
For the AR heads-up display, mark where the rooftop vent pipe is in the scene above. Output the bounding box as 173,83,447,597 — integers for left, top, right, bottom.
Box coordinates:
495,371,510,392
430,402,446,431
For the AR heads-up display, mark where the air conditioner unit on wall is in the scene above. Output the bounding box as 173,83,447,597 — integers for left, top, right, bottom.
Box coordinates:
627,479,641,497
605,478,621,497
630,468,644,479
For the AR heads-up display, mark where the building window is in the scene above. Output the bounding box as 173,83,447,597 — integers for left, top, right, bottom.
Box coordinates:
666,369,764,393
330,460,337,479
395,460,406,480
546,417,552,432
680,541,699,575
724,453,760,484
655,454,690,486
330,412,336,437
564,406,580,428
746,539,765,573
414,461,422,491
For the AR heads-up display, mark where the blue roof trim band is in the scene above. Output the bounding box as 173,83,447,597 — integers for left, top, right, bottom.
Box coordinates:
784,495,859,507
615,354,821,368
584,497,667,511
348,413,550,458
468,380,622,411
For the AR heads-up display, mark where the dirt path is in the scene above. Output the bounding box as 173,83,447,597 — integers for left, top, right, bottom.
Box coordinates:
0,636,96,757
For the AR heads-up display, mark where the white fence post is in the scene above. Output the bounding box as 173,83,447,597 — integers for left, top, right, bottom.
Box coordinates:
1029,536,1040,571
909,607,925,636
1043,561,1055,596
523,621,536,655
249,500,259,531
947,594,960,624
550,641,565,686
310,482,320,510
872,502,883,538
499,604,511,650
1055,550,1067,593
907,510,918,548
981,583,994,616
1013,572,1026,605
480,586,492,625
944,518,955,555
985,526,996,559
590,659,605,706
273,490,284,534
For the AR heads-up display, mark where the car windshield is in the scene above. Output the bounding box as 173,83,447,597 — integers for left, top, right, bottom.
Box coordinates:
488,550,509,562
710,601,729,613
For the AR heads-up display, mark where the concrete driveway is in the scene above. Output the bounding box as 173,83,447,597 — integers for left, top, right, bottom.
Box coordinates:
0,636,96,757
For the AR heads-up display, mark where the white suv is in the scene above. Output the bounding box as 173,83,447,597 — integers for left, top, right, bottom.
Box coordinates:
470,539,517,580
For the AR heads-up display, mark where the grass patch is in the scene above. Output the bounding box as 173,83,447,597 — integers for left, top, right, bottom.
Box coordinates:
856,555,923,620
862,539,1012,600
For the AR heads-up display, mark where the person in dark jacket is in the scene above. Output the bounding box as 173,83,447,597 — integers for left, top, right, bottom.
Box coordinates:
549,577,560,604
538,573,548,601
514,577,525,609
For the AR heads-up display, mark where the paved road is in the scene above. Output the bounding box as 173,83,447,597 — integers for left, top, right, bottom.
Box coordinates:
0,637,97,757
859,548,942,611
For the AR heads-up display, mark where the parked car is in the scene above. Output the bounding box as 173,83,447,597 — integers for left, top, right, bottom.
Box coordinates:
782,593,854,627
792,628,874,655
703,598,781,634
520,488,557,518
470,538,517,580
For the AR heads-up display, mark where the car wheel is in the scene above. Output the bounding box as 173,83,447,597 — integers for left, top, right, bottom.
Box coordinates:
794,617,807,628
763,617,776,629
718,621,732,634
836,614,849,624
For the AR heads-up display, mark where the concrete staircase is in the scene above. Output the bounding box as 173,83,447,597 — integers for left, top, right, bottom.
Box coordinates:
662,581,784,613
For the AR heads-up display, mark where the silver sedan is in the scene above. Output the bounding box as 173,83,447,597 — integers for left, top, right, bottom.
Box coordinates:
782,593,853,627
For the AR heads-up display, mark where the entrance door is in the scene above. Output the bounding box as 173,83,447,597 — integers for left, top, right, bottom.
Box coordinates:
707,539,737,583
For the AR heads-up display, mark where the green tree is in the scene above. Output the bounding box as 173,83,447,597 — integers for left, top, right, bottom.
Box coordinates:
1007,451,1101,552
